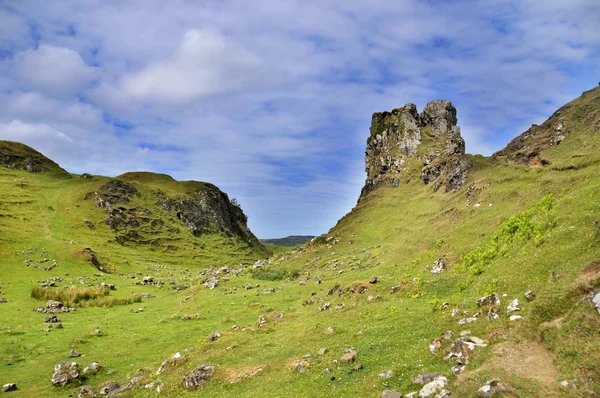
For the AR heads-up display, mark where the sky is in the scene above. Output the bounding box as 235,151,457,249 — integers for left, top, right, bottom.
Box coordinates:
0,1,599,238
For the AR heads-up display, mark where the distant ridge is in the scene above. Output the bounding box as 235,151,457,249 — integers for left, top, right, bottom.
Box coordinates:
260,235,316,247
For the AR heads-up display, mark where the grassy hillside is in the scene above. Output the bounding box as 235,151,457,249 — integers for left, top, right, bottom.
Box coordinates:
0,87,599,397
260,236,316,247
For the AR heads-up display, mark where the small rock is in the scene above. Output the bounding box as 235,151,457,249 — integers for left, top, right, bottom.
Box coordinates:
318,302,331,312
430,258,447,274
458,317,477,325
348,363,363,374
56,323,64,329
77,385,97,397
368,295,381,301
390,284,402,294
524,290,535,300
69,349,82,358
90,328,102,336
414,373,445,385
507,299,521,312
381,390,403,398
340,347,359,364
476,293,500,307
99,381,119,395
477,379,510,397
183,365,215,390
83,362,101,375
292,361,308,373
44,315,61,323
369,275,378,284
207,331,221,343
318,348,329,356
379,370,393,379
2,383,17,392
509,315,522,321
451,363,466,375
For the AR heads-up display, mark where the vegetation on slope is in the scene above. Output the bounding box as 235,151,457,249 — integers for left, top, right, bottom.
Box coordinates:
0,86,598,397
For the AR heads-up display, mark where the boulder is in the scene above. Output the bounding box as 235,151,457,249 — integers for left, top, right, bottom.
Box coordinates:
83,362,101,375
51,361,80,386
507,299,521,312
2,383,17,392
99,381,119,395
77,385,97,397
418,376,448,398
340,347,359,364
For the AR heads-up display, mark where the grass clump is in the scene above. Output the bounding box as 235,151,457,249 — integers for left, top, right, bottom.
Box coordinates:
251,268,299,281
31,286,140,308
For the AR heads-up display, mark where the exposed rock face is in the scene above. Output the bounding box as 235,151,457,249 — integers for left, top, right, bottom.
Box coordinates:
0,141,69,176
157,187,257,242
361,100,470,198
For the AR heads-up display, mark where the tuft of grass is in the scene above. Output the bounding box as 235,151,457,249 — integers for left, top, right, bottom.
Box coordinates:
31,286,140,308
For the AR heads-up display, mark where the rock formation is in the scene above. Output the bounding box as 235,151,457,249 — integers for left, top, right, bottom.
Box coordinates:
361,100,470,198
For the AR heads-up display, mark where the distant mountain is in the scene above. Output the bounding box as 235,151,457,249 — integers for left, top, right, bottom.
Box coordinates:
260,235,316,247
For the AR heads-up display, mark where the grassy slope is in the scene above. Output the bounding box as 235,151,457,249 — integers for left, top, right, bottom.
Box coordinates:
260,236,316,247
0,88,598,397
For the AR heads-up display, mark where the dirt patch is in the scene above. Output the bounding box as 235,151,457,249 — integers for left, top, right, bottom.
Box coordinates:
460,340,559,384
572,262,600,293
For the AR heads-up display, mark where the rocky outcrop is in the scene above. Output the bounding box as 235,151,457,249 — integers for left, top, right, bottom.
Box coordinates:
0,141,69,176
361,100,470,198
157,186,257,242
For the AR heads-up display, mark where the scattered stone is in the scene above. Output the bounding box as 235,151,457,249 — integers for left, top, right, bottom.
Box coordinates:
2,383,17,392
77,385,97,397
477,379,510,397
270,312,284,321
291,361,308,373
348,363,363,374
405,393,418,398
325,326,334,334
444,336,487,364
51,361,81,386
509,315,522,321
69,349,82,358
368,295,381,301
390,284,402,294
318,302,331,312
0,298,7,304
257,315,267,326
203,277,219,289
476,293,500,307
334,303,345,310
99,381,119,395
458,317,477,325
429,330,453,354
157,352,186,375
379,370,393,379
507,299,521,312
592,292,600,314
440,302,449,310
83,362,101,375
207,331,221,343
414,373,445,385
90,328,102,336
369,275,378,284
418,376,448,398
56,323,64,329
341,347,359,364
381,390,403,398
451,363,466,375
430,258,447,274
524,290,535,300
44,315,61,323
559,380,576,391
84,220,95,229
318,348,329,356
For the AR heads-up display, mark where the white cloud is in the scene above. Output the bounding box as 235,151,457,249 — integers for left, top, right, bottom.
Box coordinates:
12,45,99,97
0,120,73,144
120,29,267,103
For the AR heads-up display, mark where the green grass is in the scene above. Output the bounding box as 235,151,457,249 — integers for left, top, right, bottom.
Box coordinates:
1,88,600,397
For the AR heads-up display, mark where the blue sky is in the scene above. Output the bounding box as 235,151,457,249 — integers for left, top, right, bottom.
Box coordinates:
0,1,599,238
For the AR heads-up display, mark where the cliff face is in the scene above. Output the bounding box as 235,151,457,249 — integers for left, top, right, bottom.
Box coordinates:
361,100,470,198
